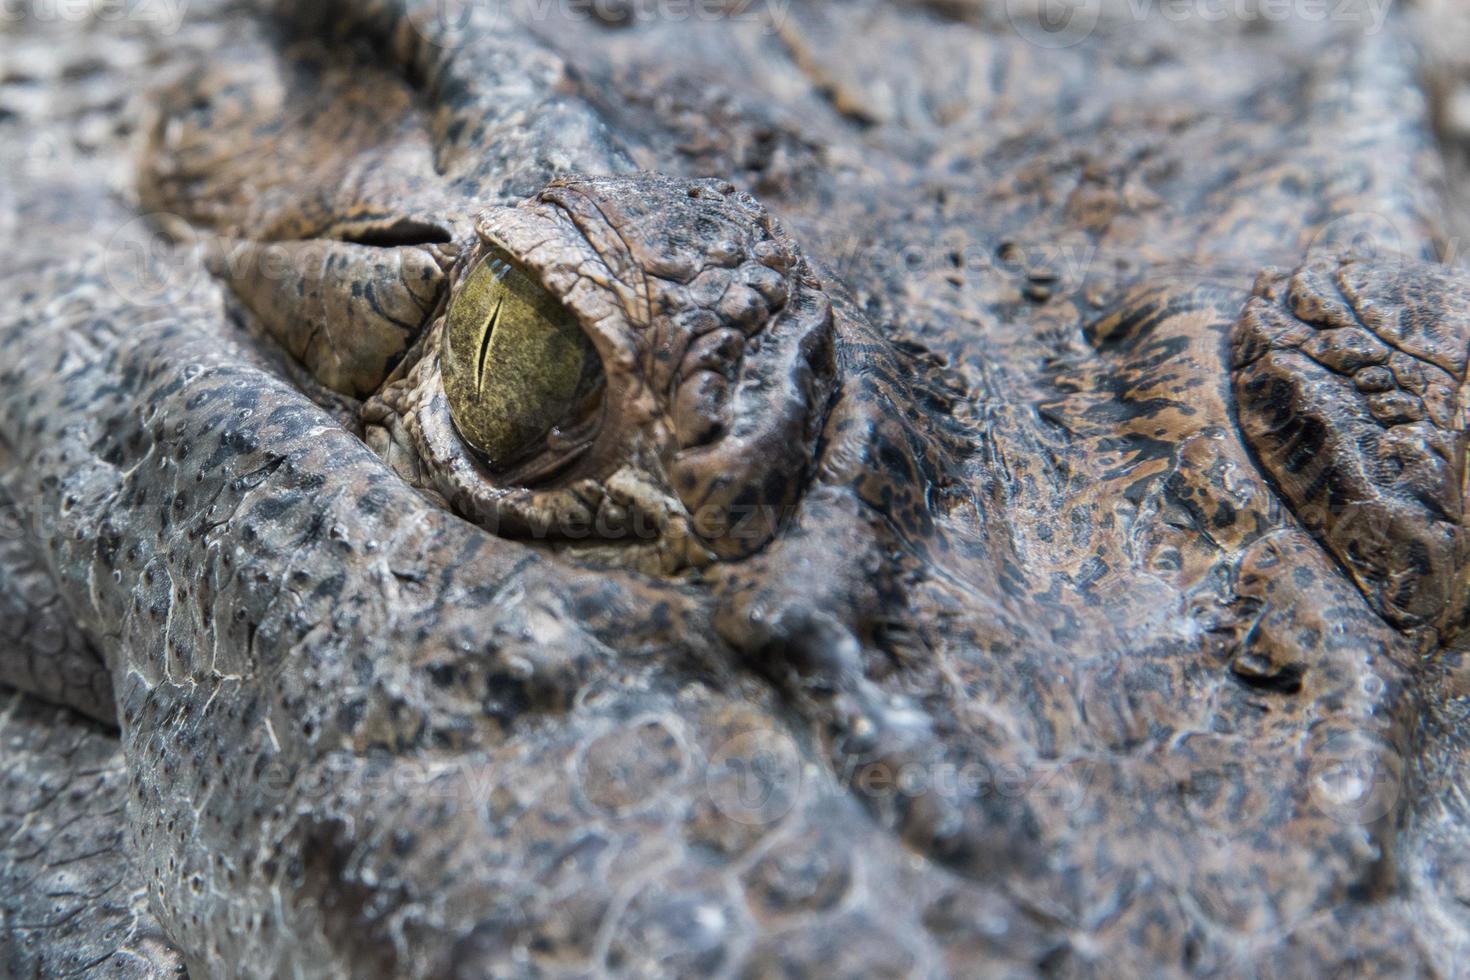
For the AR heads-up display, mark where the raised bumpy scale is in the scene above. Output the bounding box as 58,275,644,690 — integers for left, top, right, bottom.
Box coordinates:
3,0,1470,976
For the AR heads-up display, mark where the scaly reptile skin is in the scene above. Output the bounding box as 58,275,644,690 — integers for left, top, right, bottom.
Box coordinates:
3,0,1470,976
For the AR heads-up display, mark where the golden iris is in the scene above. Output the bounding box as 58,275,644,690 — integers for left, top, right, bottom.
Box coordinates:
442,250,601,467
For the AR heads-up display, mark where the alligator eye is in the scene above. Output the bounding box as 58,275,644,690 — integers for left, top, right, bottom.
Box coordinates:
441,249,603,470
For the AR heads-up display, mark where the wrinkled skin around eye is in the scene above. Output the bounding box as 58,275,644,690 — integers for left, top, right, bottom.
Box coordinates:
367,172,838,572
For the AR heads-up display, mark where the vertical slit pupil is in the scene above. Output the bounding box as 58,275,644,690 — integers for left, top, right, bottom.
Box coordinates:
475,297,502,394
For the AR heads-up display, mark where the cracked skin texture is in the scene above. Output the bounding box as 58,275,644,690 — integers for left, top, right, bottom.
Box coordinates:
4,0,1470,976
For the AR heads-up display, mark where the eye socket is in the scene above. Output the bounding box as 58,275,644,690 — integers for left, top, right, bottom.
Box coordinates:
441,249,603,472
